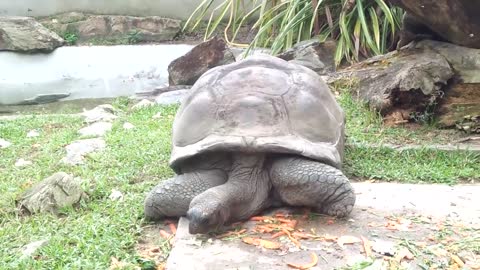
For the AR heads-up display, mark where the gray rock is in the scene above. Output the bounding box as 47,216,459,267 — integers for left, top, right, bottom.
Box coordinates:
131,99,155,110
134,85,192,100
15,158,33,167
61,138,106,165
277,39,336,75
16,172,85,214
155,90,189,105
18,93,71,105
20,239,49,258
78,121,112,137
40,12,181,43
414,40,480,83
328,46,453,114
81,104,117,124
168,36,236,86
0,16,65,53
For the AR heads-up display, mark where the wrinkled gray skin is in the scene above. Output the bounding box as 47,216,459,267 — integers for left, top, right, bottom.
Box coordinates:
145,152,355,234
144,55,356,234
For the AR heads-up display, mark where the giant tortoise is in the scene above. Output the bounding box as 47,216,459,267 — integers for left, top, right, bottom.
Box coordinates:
144,54,355,234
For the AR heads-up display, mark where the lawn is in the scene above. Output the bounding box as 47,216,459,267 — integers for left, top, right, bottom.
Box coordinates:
0,92,478,269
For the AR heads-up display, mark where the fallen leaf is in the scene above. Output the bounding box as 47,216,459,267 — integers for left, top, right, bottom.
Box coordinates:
360,236,372,258
321,234,338,242
287,252,318,269
282,228,301,248
250,216,272,221
327,219,335,225
159,230,171,239
242,237,281,250
271,231,287,239
451,255,464,267
395,247,414,262
337,235,361,248
169,223,177,235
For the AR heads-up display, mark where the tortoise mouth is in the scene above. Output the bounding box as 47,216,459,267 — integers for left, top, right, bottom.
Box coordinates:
169,134,343,174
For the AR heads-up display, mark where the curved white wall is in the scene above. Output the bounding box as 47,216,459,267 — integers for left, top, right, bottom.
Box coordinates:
0,0,222,19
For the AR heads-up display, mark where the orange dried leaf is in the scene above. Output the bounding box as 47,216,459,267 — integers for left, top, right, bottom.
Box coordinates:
159,230,171,239
282,229,301,248
327,219,335,225
292,232,313,239
250,216,271,221
360,236,372,258
169,223,177,234
395,247,414,262
242,237,281,250
451,255,465,267
271,231,287,239
337,235,361,248
287,252,318,269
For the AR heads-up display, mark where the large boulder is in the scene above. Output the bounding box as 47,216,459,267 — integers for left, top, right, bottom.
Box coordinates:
0,16,64,53
276,39,336,75
388,0,480,49
168,36,236,86
16,172,86,215
329,44,453,116
39,12,181,44
329,40,480,129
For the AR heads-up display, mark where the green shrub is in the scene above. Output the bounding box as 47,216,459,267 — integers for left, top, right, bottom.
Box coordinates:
184,0,404,66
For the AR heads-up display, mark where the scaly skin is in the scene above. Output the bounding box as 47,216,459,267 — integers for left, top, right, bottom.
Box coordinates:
144,169,227,220
269,155,356,217
144,153,356,234
187,153,272,234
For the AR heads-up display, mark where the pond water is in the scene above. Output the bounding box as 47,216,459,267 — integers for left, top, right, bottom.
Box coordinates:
0,44,194,106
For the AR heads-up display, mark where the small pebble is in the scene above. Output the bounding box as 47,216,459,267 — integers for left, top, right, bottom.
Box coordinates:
0,138,12,148
123,122,135,130
26,130,40,138
15,158,33,167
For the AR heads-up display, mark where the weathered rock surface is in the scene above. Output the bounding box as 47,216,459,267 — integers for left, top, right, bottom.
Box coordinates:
276,39,336,75
39,12,181,44
328,45,453,119
0,138,11,148
155,90,189,105
61,138,106,165
168,37,236,86
0,16,64,53
437,83,480,133
78,121,112,137
388,0,480,49
20,239,49,258
134,85,192,100
16,172,85,215
81,104,117,124
414,40,480,83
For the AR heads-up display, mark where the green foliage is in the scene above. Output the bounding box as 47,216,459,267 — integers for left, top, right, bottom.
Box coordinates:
183,0,404,65
63,32,79,45
127,30,142,44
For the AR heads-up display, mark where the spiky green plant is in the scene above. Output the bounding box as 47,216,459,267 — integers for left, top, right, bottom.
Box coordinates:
183,0,404,66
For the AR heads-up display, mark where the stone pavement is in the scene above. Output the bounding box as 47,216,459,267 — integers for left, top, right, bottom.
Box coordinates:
158,182,480,270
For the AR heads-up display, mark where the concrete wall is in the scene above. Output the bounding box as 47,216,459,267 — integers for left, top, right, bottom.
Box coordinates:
0,0,223,19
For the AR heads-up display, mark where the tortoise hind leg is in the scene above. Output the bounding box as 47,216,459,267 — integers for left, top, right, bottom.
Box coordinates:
269,156,355,217
144,169,227,220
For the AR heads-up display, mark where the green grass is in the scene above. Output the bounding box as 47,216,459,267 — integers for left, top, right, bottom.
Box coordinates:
0,105,176,269
0,94,478,268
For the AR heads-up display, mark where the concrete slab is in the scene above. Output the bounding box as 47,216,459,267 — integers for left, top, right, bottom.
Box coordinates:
162,182,480,270
0,44,194,105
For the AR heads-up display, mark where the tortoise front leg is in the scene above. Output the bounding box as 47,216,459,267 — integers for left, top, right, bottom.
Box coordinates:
144,169,227,220
269,156,355,217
